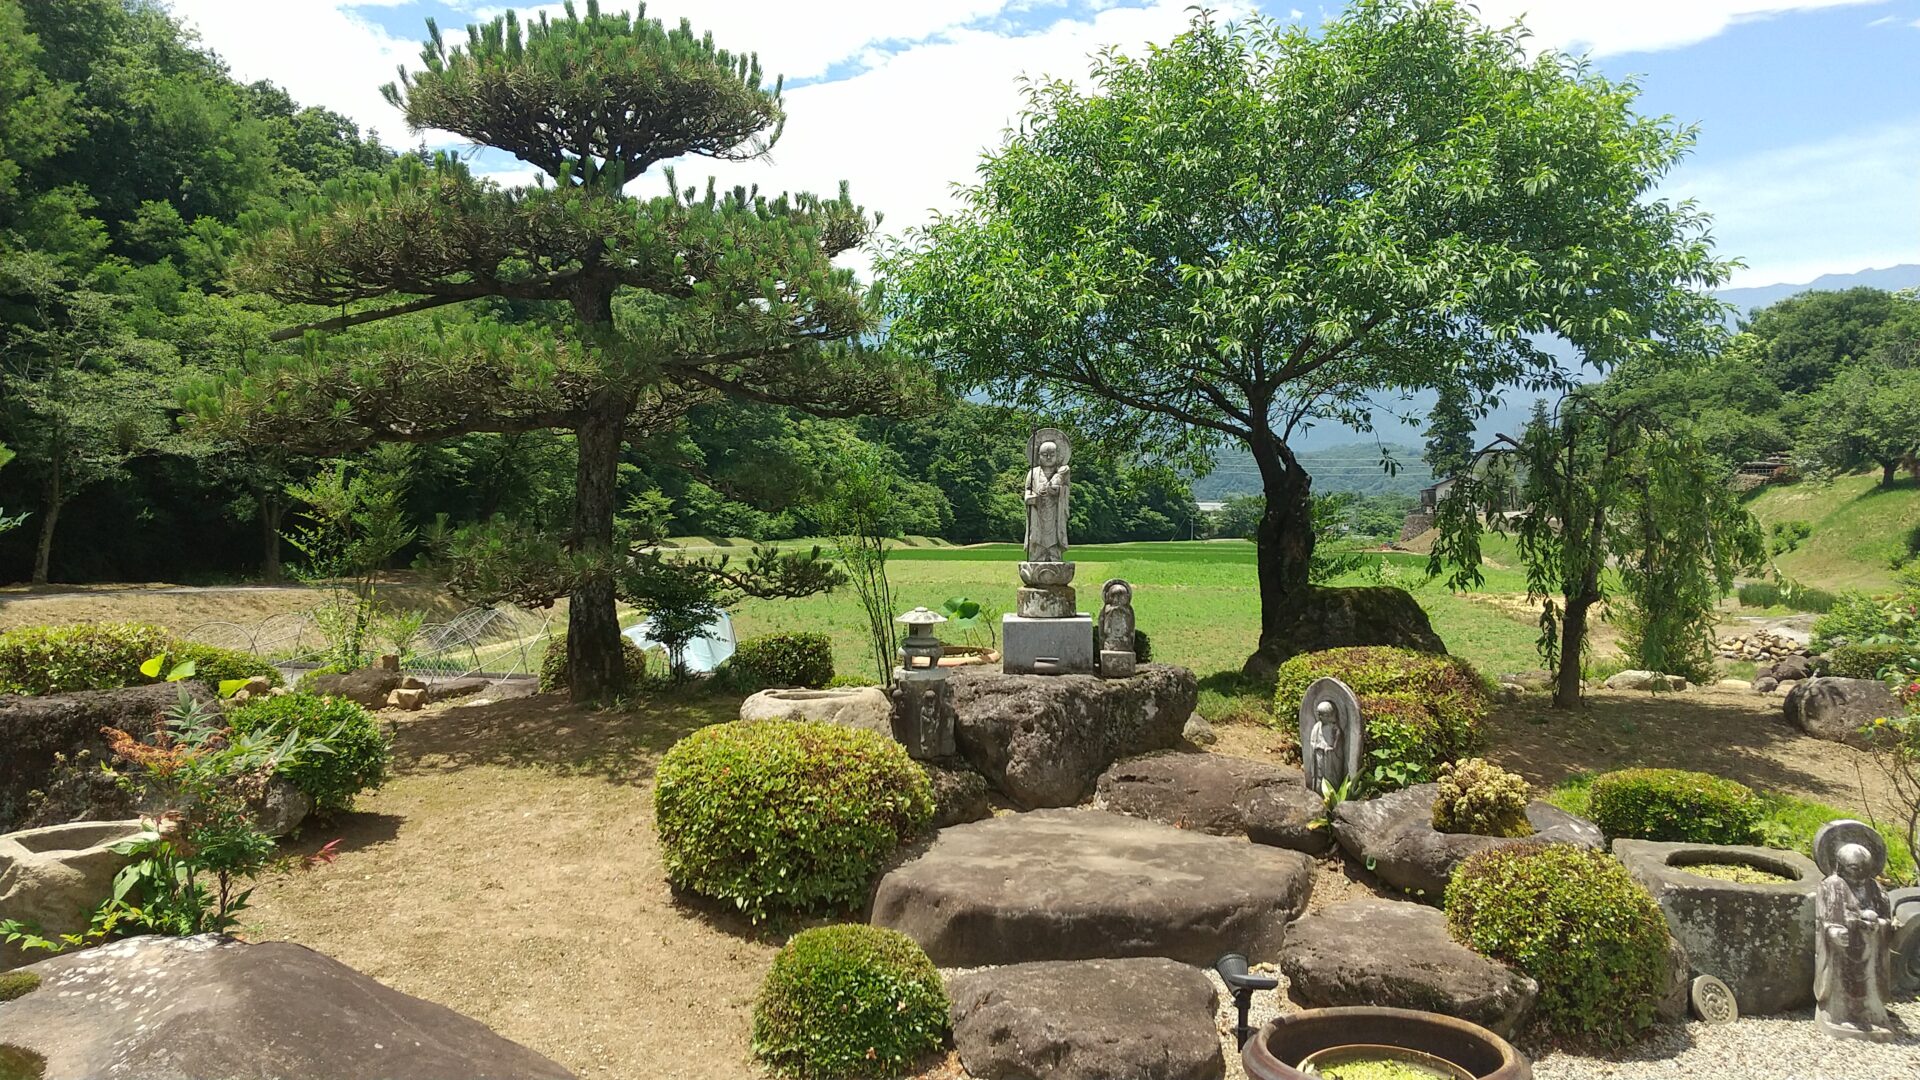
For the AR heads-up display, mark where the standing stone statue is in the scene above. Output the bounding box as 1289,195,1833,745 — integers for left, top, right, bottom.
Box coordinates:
1813,820,1896,1041
1097,578,1136,678
1298,677,1364,797
1003,427,1096,674
1023,429,1071,564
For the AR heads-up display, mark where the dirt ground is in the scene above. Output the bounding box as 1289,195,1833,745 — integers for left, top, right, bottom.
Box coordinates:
238,683,1904,1080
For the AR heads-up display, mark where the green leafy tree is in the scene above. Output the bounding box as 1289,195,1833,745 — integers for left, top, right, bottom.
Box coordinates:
880,2,1728,673
191,5,919,698
1432,389,1760,707
1796,364,1920,487
1744,287,1909,395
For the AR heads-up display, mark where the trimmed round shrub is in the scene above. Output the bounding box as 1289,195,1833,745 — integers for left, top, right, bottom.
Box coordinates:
1275,646,1491,790
655,719,933,923
1828,643,1912,680
1431,757,1532,837
1446,843,1671,1047
0,622,279,696
1587,768,1761,845
752,924,948,1079
537,630,650,694
731,632,834,689
226,692,391,813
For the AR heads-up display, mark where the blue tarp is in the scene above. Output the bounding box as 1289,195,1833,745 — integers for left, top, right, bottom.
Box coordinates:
623,611,738,673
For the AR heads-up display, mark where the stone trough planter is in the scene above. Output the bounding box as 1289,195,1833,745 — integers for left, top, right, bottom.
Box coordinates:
1331,784,1603,902
736,687,891,736
0,819,150,971
1616,839,1823,1014
1242,1007,1531,1080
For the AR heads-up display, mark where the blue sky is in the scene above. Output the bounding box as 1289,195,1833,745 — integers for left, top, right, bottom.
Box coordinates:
172,0,1919,288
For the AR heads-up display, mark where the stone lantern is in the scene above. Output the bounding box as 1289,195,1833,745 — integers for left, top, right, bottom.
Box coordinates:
892,607,955,759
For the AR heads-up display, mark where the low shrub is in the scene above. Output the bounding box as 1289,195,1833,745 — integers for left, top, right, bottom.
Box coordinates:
1431,758,1532,837
1587,768,1761,845
1274,647,1490,790
730,632,834,689
1735,581,1781,608
168,643,282,688
0,623,279,696
1828,643,1914,680
1446,843,1671,1047
654,719,933,923
1811,591,1900,651
225,693,390,813
751,924,948,1079
537,631,650,694
825,672,878,689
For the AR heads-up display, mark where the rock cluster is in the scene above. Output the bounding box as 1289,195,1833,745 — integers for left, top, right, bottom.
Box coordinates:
1717,629,1812,666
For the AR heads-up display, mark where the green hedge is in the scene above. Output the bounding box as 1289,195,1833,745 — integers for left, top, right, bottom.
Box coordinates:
0,622,279,696
537,631,650,694
1827,643,1913,680
1446,843,1671,1047
654,719,932,923
1587,768,1761,845
730,632,834,689
226,692,391,813
752,924,948,1079
1274,646,1491,791
1431,758,1532,837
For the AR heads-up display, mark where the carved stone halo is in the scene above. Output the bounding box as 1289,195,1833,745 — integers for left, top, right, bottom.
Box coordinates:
1028,427,1072,466
1690,974,1739,1025
1814,819,1888,877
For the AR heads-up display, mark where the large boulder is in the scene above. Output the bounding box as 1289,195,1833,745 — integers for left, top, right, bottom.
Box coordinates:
0,935,575,1079
946,665,1197,808
0,682,215,830
1767,654,1815,682
1613,839,1820,1014
1603,670,1688,692
922,758,993,829
0,820,149,971
1784,677,1900,747
303,667,404,709
1280,898,1538,1037
737,686,892,737
1332,784,1603,902
949,957,1223,1080
871,808,1312,967
1095,751,1331,854
1241,586,1446,681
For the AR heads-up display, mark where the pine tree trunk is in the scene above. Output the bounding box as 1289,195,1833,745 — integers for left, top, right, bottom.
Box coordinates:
565,395,627,702
31,466,61,585
1249,436,1315,668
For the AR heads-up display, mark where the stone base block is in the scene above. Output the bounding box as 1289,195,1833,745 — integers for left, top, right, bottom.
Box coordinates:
1099,649,1137,678
1001,614,1094,675
1015,585,1076,619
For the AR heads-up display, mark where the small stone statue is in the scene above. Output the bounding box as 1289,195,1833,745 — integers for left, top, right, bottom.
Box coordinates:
1298,677,1364,797
1097,578,1136,678
1023,429,1071,564
1813,820,1896,1041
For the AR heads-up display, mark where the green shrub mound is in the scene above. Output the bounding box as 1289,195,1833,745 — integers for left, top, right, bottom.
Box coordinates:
752,924,948,1079
537,630,650,694
1274,646,1491,790
1446,843,1671,1047
1587,768,1761,845
1827,643,1912,680
1811,591,1899,652
731,632,834,689
0,622,278,696
1431,758,1532,837
655,719,933,922
226,693,391,813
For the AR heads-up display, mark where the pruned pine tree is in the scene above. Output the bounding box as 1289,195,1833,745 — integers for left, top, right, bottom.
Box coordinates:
191,3,921,699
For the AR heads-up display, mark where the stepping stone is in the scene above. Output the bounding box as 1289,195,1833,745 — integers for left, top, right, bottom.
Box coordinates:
871,808,1312,967
949,957,1224,1080
1280,898,1538,1038
1096,750,1332,854
1332,783,1602,902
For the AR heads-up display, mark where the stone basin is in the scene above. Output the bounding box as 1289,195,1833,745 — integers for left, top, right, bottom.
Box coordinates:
1242,1007,1531,1080
0,820,150,972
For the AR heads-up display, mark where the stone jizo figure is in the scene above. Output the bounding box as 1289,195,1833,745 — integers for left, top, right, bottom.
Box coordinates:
1814,820,1896,1041
1023,429,1071,564
1097,578,1136,678
1298,677,1364,797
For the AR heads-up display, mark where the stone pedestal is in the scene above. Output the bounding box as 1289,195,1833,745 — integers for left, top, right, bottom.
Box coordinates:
1016,585,1077,619
1099,649,1136,678
1002,613,1094,675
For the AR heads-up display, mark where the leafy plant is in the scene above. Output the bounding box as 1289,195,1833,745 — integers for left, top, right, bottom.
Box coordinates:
822,443,907,686
1431,758,1533,838
1768,520,1812,556
1829,643,1916,680
1273,647,1490,791
730,633,834,690
224,693,390,814
1586,768,1762,845
939,595,998,650
654,719,933,923
1446,843,1671,1047
752,924,949,1079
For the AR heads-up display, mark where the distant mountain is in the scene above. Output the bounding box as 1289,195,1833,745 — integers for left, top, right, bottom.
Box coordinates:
1194,442,1431,499
1717,264,1920,319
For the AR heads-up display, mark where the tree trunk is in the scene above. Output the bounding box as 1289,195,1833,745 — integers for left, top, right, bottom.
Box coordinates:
31,466,61,585
1554,596,1590,709
1248,436,1316,667
1883,459,1899,487
259,491,284,582
565,394,627,702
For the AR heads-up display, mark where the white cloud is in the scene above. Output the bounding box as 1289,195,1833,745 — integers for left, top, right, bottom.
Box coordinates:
1467,0,1887,56
1671,121,1920,287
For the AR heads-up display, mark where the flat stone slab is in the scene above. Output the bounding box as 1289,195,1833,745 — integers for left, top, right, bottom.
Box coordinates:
1614,839,1820,1014
950,957,1224,1080
1280,898,1538,1038
948,665,1198,808
1096,751,1332,854
871,808,1312,967
0,934,575,1079
1333,784,1603,902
